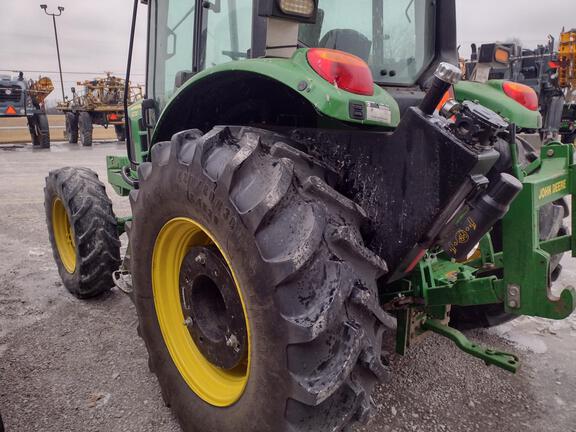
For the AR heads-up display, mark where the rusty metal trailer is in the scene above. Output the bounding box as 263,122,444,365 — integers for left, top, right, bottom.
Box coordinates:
58,74,142,146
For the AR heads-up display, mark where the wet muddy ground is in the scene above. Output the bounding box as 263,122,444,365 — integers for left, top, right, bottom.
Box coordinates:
0,142,575,432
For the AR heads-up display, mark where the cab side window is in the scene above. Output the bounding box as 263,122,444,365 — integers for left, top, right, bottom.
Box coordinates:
202,0,253,69
151,0,196,109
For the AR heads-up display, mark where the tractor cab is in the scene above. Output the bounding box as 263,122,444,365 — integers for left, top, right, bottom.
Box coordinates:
299,0,443,86
144,0,455,114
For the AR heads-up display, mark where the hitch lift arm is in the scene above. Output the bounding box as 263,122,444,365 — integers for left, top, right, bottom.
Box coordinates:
422,319,520,373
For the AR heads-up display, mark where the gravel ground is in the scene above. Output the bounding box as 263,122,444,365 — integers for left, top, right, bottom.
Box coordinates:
0,142,575,432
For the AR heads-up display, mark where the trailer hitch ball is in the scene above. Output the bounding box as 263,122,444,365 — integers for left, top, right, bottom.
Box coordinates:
419,62,462,115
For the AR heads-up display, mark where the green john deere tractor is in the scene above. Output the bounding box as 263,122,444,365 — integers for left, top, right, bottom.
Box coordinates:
44,1,576,431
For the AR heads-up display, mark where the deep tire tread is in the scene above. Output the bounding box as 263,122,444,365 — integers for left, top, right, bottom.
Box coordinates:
134,126,389,432
78,112,93,147
66,112,79,144
44,167,120,298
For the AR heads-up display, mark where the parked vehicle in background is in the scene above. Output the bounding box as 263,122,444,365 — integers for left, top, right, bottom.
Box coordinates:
58,73,142,146
558,29,576,143
0,71,53,148
463,29,576,144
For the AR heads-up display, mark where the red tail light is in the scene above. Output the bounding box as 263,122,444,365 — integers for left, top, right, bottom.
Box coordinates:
306,48,374,96
108,113,120,121
502,81,539,111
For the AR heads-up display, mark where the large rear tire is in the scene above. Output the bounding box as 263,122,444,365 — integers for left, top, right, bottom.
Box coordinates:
130,127,389,432
45,167,121,298
78,112,93,147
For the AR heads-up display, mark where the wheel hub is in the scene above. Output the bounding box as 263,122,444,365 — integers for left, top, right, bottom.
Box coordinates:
179,246,248,370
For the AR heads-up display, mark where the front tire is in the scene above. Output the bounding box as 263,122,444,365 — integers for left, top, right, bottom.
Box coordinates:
65,112,79,144
44,167,121,298
130,127,389,432
29,113,50,148
114,124,126,142
78,112,93,146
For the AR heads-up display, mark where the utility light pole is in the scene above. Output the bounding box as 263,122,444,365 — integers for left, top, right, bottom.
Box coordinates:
40,4,66,101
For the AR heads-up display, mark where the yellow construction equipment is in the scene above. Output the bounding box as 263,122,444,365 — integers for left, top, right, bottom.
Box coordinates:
28,77,54,105
558,29,576,91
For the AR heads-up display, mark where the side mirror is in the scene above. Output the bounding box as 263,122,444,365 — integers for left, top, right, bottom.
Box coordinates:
142,98,157,129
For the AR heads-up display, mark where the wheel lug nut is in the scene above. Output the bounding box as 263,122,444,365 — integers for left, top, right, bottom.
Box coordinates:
184,317,193,327
195,253,206,265
226,333,240,353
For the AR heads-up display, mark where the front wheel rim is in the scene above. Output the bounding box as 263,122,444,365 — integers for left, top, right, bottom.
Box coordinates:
52,197,77,273
152,217,250,407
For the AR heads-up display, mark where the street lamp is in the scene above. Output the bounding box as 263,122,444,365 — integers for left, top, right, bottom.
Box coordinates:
40,4,66,101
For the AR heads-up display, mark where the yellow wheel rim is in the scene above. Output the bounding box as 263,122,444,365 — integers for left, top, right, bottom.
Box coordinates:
52,197,77,273
152,217,250,407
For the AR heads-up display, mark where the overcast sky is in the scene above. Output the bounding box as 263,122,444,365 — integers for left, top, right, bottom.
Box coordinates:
1,0,575,104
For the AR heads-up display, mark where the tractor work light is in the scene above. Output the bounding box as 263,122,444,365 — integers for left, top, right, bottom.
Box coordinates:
258,0,318,23
278,0,315,17
479,43,511,66
502,81,539,111
307,48,374,96
494,47,510,64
